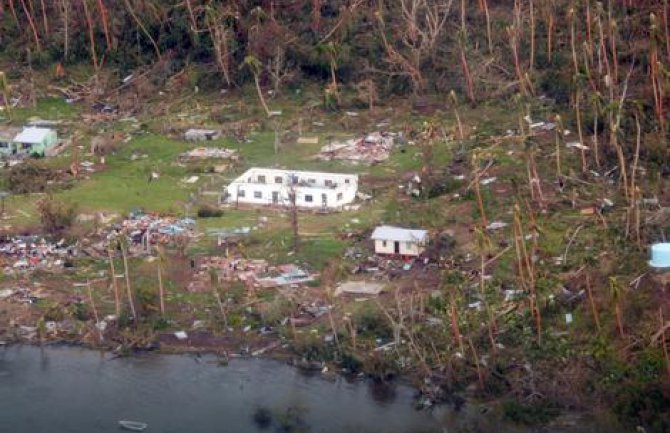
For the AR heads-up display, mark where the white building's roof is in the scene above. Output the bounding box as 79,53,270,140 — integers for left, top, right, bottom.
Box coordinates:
371,225,428,242
14,127,54,144
232,167,358,183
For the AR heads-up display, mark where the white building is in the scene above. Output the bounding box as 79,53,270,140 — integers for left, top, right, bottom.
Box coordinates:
371,225,428,257
224,168,358,209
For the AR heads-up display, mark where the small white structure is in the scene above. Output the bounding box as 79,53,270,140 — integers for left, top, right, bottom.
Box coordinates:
371,225,428,257
224,168,358,210
12,127,58,156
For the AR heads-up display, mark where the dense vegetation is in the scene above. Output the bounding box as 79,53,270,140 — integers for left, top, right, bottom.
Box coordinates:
2,1,670,431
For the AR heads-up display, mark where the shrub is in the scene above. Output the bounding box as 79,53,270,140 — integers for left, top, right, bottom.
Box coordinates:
197,205,223,218
36,195,77,234
6,162,59,194
502,400,559,426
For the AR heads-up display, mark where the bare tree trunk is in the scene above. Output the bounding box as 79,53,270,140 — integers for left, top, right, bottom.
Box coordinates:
574,87,587,172
107,247,121,317
157,263,165,315
120,242,137,322
18,0,41,51
96,0,112,49
82,0,98,71
123,0,161,60
39,0,48,34
290,188,299,252
529,0,535,71
61,0,70,61
7,0,19,25
482,0,492,54
86,280,103,343
585,274,601,332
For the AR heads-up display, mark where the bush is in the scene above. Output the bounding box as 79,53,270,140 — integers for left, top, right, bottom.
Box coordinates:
36,195,77,234
502,400,559,426
197,205,223,218
6,162,59,194
353,304,393,339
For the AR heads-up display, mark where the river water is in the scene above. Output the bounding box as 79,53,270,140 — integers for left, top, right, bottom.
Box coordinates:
1,345,447,433
0,345,620,433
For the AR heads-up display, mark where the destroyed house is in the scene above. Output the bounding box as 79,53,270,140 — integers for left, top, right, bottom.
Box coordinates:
12,127,58,156
224,168,358,209
371,225,428,257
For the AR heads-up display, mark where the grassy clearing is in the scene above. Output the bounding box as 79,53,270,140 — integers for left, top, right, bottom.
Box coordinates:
9,97,79,122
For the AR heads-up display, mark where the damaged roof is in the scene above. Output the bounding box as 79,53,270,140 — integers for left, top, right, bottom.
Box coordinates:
370,225,428,242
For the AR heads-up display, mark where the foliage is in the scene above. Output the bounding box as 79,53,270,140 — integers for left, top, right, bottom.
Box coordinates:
36,195,77,234
501,400,560,426
6,162,61,194
196,205,223,218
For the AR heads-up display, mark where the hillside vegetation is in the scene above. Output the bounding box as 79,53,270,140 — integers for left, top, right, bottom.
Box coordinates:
1,1,670,431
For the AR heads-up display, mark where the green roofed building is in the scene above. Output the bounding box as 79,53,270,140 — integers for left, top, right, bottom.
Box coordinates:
12,127,58,156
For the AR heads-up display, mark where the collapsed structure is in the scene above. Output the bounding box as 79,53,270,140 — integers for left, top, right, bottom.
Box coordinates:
316,132,395,164
223,167,358,210
188,256,316,292
1,236,77,272
179,147,238,160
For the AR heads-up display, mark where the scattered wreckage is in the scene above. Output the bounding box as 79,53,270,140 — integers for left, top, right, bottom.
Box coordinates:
0,236,78,273
316,132,396,164
188,256,317,292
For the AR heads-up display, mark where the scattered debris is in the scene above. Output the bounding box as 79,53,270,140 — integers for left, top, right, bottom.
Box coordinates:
179,147,238,160
174,331,188,340
189,257,316,291
316,132,395,164
184,129,221,141
92,211,195,256
297,136,319,145
566,142,589,150
486,221,508,231
0,236,77,273
334,281,384,296
182,176,199,184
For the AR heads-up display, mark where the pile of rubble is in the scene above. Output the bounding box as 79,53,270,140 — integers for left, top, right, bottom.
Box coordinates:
0,236,77,273
316,132,396,164
87,211,196,256
188,256,316,292
179,147,238,160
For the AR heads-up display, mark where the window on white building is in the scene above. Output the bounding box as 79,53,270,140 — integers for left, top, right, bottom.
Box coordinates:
274,176,283,184
345,179,350,184
305,195,313,202
258,175,266,183
382,240,387,247
237,189,246,197
254,191,262,199
325,179,333,187
337,192,343,201
308,178,316,184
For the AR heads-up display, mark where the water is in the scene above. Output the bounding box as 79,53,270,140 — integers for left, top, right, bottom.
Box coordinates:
0,345,443,433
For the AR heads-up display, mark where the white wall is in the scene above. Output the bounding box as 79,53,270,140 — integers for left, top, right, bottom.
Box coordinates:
374,239,424,256
225,168,358,209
